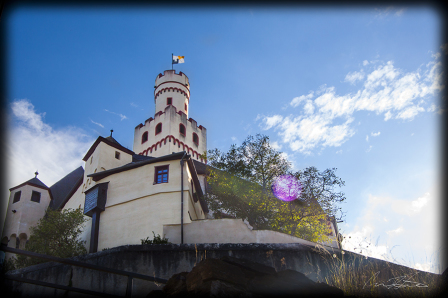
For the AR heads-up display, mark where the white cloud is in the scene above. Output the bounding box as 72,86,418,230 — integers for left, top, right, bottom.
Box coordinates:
427,104,437,112
275,114,354,154
258,56,441,153
261,115,283,130
271,141,282,150
396,105,425,120
395,9,405,16
343,189,441,272
366,135,369,142
344,70,365,85
336,149,342,154
290,92,314,107
90,119,104,128
410,193,430,214
386,226,404,236
363,60,369,66
371,131,380,137
105,109,127,121
8,99,94,189
366,145,372,152
303,100,315,114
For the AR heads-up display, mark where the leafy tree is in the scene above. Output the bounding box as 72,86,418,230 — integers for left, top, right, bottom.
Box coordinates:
14,208,87,269
205,134,346,243
206,134,290,229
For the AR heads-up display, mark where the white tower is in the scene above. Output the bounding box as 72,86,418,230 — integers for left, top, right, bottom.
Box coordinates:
133,70,207,162
2,173,52,251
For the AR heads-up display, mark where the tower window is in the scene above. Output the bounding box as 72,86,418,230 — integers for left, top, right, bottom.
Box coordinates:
154,165,169,184
13,191,21,203
155,123,162,135
179,124,186,136
31,191,41,203
142,131,148,143
115,151,120,160
193,133,199,146
167,97,172,105
185,103,188,112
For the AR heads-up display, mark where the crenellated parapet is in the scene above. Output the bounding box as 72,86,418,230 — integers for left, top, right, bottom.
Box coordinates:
138,134,206,163
134,104,206,161
154,70,190,118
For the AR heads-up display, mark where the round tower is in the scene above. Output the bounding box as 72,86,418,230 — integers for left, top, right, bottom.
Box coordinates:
154,70,190,118
133,70,207,162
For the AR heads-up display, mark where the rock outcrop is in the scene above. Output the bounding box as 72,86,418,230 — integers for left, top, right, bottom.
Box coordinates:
148,256,345,297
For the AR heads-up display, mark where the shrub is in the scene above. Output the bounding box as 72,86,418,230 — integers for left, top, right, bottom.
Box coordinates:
141,232,170,244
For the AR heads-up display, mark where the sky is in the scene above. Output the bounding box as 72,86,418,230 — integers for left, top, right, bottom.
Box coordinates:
1,4,445,274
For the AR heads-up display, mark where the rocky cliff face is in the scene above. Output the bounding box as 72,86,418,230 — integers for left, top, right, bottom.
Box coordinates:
149,256,346,298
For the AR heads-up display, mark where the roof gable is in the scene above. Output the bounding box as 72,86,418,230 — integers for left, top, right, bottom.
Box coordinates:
10,177,50,192
82,136,134,162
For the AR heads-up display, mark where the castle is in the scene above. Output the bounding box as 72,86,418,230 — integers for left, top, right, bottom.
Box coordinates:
2,70,341,255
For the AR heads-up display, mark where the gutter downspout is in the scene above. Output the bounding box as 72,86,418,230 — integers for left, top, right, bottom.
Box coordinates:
180,151,187,244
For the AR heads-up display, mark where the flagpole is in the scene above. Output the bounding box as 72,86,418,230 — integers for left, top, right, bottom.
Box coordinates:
172,53,173,70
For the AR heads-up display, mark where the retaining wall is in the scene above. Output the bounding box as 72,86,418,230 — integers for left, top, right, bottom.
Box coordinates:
3,243,438,297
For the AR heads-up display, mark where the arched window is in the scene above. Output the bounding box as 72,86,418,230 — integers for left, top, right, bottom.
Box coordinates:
193,133,199,146
155,123,162,135
142,131,148,143
19,233,27,250
179,124,186,136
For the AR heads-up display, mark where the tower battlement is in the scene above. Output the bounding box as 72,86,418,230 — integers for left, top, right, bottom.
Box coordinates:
155,70,189,87
134,100,206,161
154,70,191,118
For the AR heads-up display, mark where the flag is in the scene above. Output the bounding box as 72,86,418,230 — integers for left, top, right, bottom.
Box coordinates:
173,55,185,64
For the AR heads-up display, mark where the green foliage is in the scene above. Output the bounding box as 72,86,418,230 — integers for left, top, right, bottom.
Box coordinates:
1,257,16,273
141,231,170,244
14,208,87,269
205,134,346,243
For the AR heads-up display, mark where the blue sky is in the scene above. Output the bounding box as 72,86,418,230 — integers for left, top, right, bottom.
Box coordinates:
2,5,445,273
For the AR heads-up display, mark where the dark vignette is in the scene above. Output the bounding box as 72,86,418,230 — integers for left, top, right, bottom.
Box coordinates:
0,0,446,283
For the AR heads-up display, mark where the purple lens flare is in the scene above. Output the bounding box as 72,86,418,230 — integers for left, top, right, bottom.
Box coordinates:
271,175,302,202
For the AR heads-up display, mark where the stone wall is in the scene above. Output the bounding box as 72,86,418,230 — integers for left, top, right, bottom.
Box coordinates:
4,243,438,297
163,218,339,248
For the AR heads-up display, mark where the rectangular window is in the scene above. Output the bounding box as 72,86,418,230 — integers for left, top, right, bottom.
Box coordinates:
167,97,172,105
154,165,169,184
115,151,120,160
31,191,41,203
13,191,21,203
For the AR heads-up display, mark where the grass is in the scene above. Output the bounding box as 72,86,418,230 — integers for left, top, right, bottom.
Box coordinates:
314,242,445,297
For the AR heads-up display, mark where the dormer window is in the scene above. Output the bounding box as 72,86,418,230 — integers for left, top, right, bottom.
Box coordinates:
13,191,21,203
31,191,41,203
179,124,186,136
193,133,199,146
115,151,120,160
142,131,148,144
155,123,162,135
167,97,172,105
